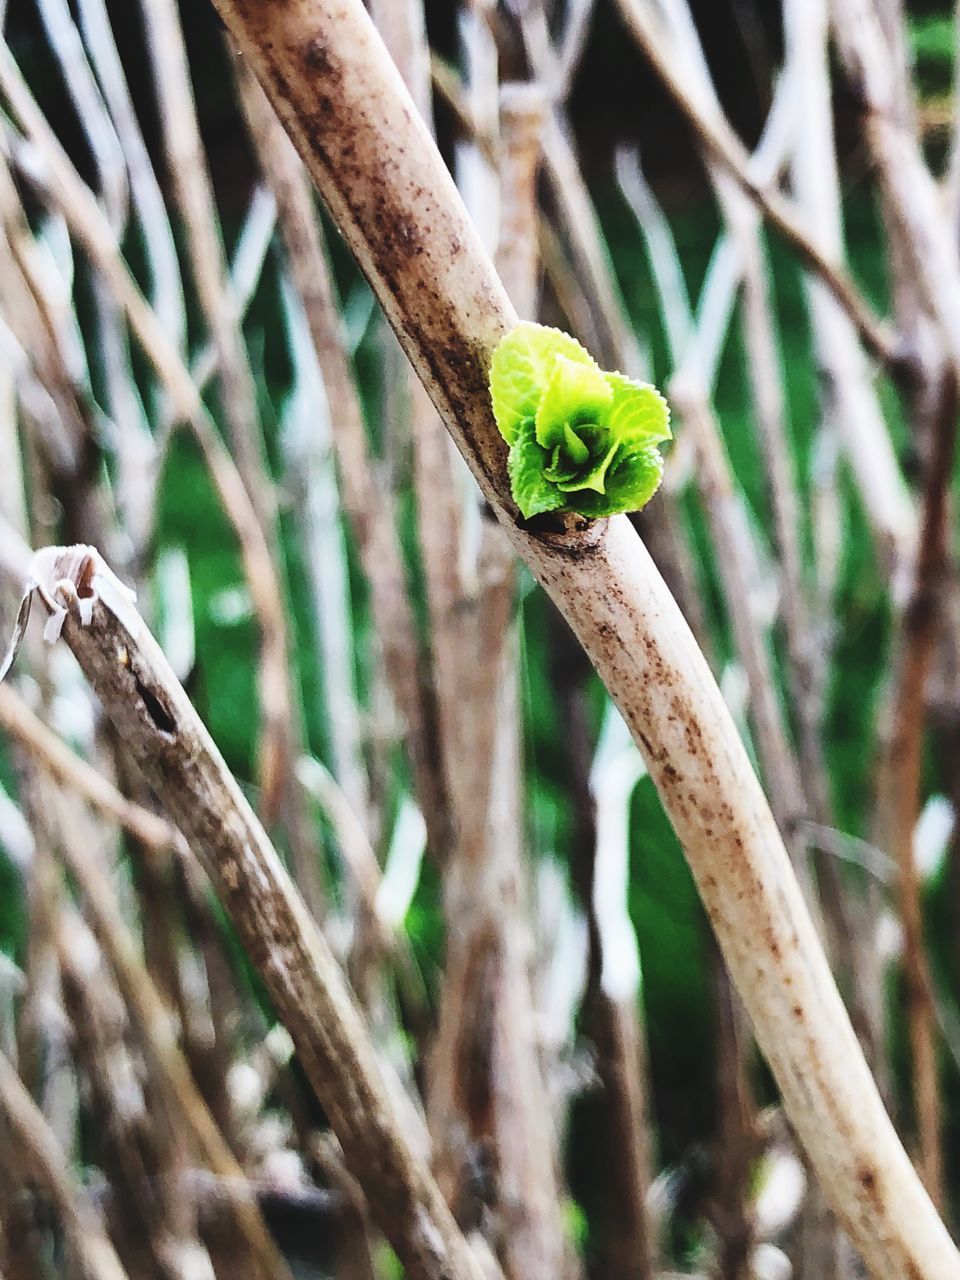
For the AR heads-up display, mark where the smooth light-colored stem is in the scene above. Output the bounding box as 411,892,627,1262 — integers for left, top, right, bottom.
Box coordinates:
522,1,643,375
577,699,656,1280
236,65,448,854
540,114,642,375
280,284,372,834
431,74,570,1280
639,2,862,1012
206,3,958,1276
832,0,960,374
36,0,127,235
830,0,959,1206
368,0,460,865
138,0,314,849
75,0,185,351
786,0,914,1087
138,0,269,520
0,151,86,472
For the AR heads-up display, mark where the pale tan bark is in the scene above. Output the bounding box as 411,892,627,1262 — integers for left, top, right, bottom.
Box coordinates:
424,61,571,1280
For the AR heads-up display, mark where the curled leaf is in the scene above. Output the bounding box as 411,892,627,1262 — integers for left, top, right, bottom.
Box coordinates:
535,353,612,449
508,421,567,519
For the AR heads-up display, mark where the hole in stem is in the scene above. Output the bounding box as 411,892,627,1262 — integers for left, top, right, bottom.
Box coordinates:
133,673,177,737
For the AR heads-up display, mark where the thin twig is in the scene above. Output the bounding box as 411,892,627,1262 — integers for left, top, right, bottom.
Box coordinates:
57,908,216,1279
74,0,185,352
881,367,958,1208
831,0,960,1208
28,743,293,1280
783,0,916,574
831,0,960,375
581,702,656,1280
35,0,127,235
617,144,809,874
520,0,643,375
644,3,863,1031
613,0,899,371
278,274,372,833
137,0,315,866
369,0,464,869
430,70,570,1280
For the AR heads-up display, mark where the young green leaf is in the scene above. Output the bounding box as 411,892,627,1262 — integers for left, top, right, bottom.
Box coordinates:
535,353,612,449
490,322,598,444
604,373,671,446
568,446,664,518
508,420,567,518
551,439,620,495
489,322,671,519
